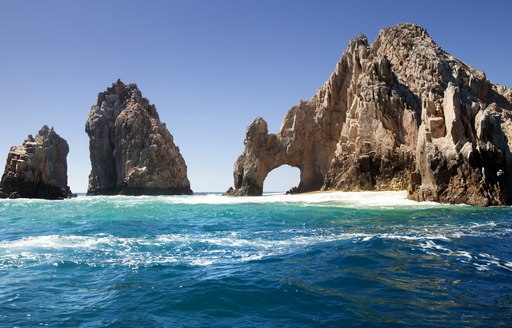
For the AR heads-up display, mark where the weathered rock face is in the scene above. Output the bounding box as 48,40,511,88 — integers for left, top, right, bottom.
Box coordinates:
86,80,192,195
0,126,74,199
226,23,512,206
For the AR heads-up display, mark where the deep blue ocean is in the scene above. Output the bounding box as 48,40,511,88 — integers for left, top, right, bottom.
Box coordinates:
0,191,511,327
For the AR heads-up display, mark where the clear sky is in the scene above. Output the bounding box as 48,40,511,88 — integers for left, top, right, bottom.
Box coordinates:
0,0,511,193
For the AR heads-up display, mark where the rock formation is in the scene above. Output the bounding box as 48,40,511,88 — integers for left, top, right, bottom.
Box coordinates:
226,23,512,206
85,80,192,195
0,125,74,199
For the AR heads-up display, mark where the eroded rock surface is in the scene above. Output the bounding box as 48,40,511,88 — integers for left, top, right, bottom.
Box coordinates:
226,23,512,205
0,126,74,199
86,80,191,195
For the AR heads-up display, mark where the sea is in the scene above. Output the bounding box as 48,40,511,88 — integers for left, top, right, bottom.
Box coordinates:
0,191,511,327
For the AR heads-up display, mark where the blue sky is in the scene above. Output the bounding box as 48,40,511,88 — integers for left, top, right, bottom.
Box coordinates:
1,0,511,193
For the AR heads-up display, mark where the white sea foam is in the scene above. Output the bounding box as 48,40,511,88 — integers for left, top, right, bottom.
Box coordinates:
415,238,512,272
456,251,473,260
0,218,508,271
68,190,442,208
0,232,341,268
0,231,392,268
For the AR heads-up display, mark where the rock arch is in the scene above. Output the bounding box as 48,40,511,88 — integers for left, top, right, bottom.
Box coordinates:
225,114,331,196
226,23,512,205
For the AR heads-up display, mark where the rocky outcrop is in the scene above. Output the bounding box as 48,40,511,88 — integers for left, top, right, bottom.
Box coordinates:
85,80,192,195
0,126,74,199
226,23,512,206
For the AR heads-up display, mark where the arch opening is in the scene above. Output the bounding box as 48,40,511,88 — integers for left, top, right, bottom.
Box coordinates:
263,165,301,194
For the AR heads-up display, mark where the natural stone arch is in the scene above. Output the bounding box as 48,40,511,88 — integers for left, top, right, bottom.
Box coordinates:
225,115,330,196
226,23,512,205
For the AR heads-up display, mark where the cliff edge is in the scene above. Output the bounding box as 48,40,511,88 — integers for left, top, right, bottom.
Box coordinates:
226,23,512,206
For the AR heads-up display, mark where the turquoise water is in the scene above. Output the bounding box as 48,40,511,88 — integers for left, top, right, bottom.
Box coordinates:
0,191,511,327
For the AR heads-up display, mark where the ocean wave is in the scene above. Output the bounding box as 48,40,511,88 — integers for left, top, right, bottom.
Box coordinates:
1,219,507,270
417,239,512,272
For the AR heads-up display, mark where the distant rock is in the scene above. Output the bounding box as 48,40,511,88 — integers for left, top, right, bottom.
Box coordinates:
85,80,192,195
226,23,512,206
0,125,74,199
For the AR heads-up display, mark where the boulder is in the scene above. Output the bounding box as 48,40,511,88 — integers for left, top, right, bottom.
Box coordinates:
0,125,74,199
85,80,192,195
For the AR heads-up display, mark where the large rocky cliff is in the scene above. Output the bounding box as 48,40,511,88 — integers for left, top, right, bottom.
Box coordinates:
0,125,74,199
86,80,192,195
226,24,512,206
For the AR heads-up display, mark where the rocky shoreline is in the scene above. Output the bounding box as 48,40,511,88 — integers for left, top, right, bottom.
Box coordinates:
226,23,512,206
1,24,511,205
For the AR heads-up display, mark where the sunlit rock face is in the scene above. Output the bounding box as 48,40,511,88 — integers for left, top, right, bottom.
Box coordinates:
226,23,512,206
86,80,192,195
0,125,74,199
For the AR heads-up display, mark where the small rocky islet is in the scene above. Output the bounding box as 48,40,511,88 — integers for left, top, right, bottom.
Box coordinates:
0,125,74,199
0,81,192,199
1,23,511,205
85,80,192,196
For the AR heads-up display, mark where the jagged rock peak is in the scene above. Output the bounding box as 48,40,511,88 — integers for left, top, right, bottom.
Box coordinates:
351,34,369,47
226,23,512,206
373,24,435,56
86,80,192,196
0,125,74,199
95,79,160,120
380,23,430,39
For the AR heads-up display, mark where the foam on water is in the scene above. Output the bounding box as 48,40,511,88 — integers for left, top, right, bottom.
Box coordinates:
0,232,348,268
1,217,508,271
58,190,441,208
